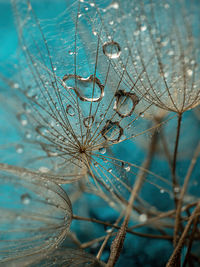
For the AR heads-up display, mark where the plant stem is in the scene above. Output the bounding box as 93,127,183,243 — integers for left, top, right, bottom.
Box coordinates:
166,202,200,267
106,127,158,267
172,112,182,206
173,142,200,246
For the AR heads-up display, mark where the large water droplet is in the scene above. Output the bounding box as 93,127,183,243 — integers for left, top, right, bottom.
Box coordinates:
103,41,121,59
63,74,104,102
21,193,31,205
114,90,139,117
101,120,123,143
66,104,75,116
83,115,94,128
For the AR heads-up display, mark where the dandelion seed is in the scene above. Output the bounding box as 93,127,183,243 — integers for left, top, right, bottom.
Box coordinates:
0,165,72,262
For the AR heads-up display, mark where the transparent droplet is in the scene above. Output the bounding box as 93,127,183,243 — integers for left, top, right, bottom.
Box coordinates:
66,104,75,116
139,214,147,222
187,69,193,76
160,189,165,194
13,82,19,89
23,103,31,114
124,164,130,172
174,187,180,193
99,147,106,154
25,131,31,139
114,90,139,117
38,166,49,173
16,144,24,154
63,74,104,102
101,120,123,143
17,113,28,126
83,115,94,128
108,168,112,173
108,2,119,9
103,41,121,59
36,126,49,136
21,193,31,205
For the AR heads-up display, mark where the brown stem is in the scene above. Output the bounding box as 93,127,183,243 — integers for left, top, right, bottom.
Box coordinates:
72,215,172,240
106,128,158,267
173,142,200,246
166,202,200,267
172,112,182,206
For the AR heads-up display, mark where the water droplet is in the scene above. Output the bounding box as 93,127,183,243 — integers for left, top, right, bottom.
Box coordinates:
23,103,31,114
17,113,28,126
101,120,123,143
16,144,24,154
160,189,165,194
99,147,106,154
103,41,121,59
68,51,76,55
174,187,180,193
83,115,94,128
114,90,139,117
63,74,104,102
187,69,193,76
25,131,31,139
13,83,19,89
21,194,31,205
140,25,147,32
66,104,75,116
108,2,119,9
124,164,130,172
36,126,49,136
139,214,147,222
38,166,49,173
108,168,112,173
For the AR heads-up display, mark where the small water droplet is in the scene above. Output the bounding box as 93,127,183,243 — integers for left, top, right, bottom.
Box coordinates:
23,103,31,114
174,187,180,193
124,164,130,172
108,168,112,173
21,193,31,205
99,147,106,154
17,113,28,126
83,115,94,128
13,83,19,89
16,144,24,154
36,126,49,136
38,166,49,173
187,69,193,76
63,74,104,102
114,90,139,117
160,189,165,194
139,214,147,222
66,104,75,116
140,25,147,32
25,131,31,139
103,41,121,59
101,120,123,143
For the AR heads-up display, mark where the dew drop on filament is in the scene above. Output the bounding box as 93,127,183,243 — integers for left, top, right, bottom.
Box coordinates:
21,193,31,205
101,120,123,143
99,147,106,154
17,113,28,126
63,74,104,102
103,41,121,59
83,115,94,128
66,104,75,116
114,90,139,117
16,144,24,154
